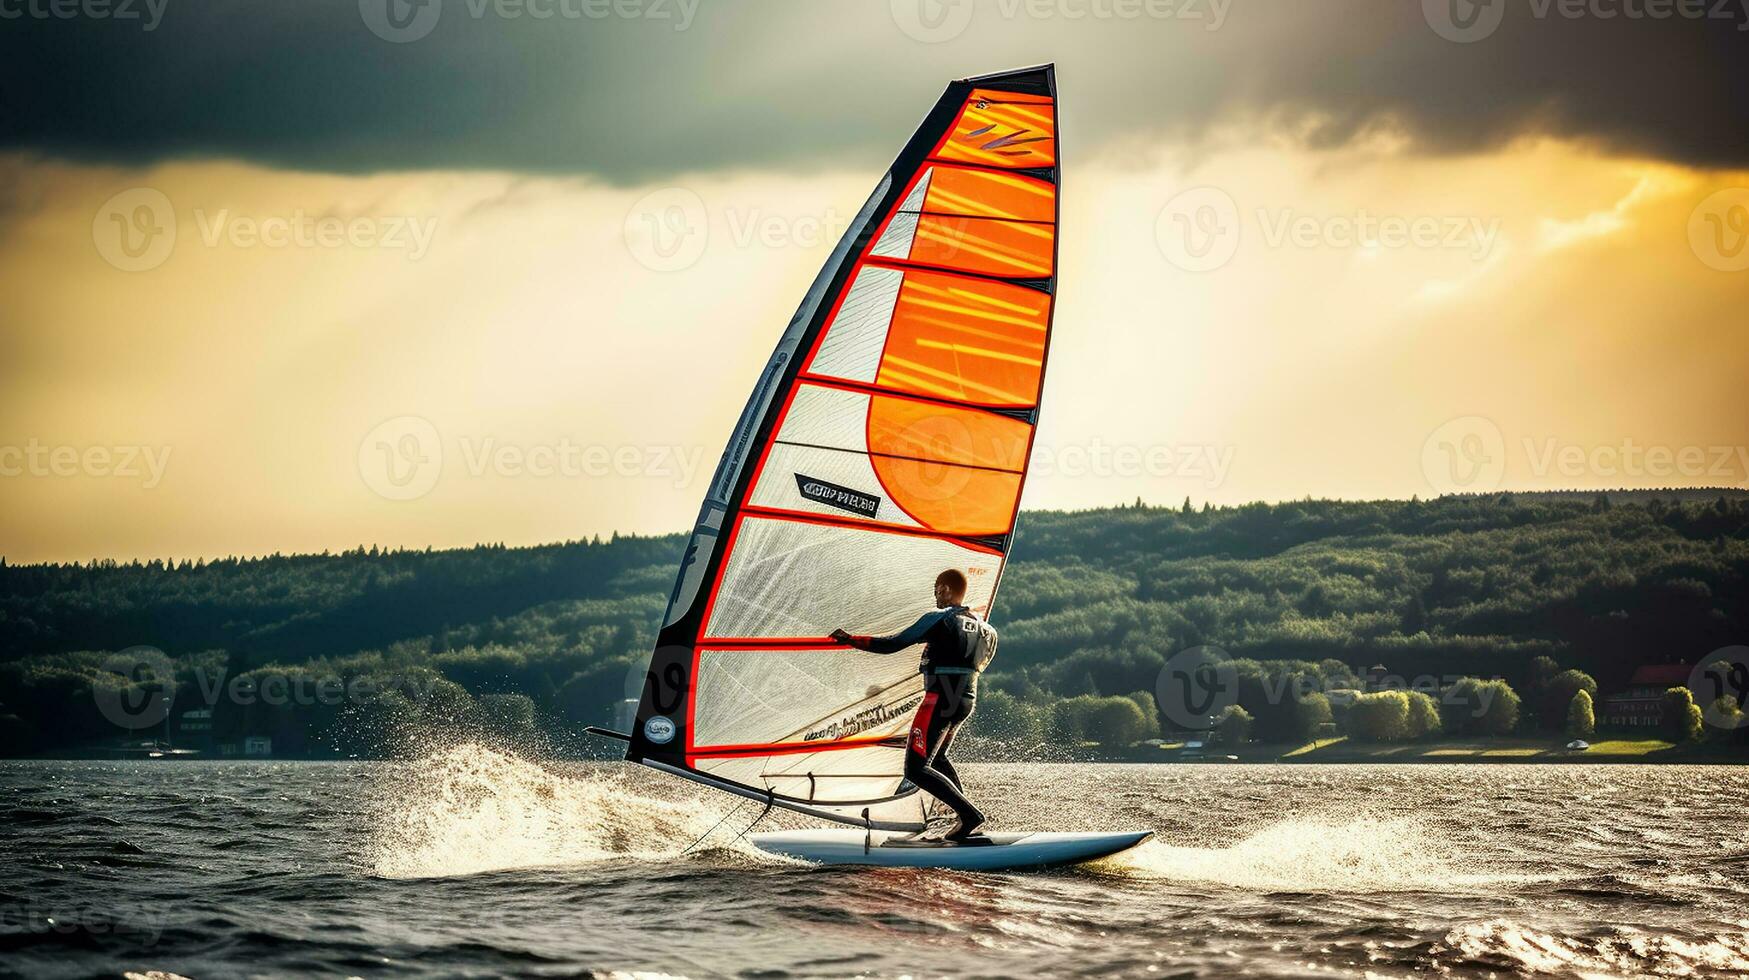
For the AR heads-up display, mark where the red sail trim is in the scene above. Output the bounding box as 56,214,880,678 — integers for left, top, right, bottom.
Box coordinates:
919,157,1058,180
697,639,849,650
860,254,1051,287
734,506,1008,555
795,373,1038,417
775,437,1025,476
688,735,902,760
901,209,1056,227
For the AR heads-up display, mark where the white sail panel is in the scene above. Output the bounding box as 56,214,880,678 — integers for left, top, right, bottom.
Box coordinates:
691,647,923,747
703,516,1000,641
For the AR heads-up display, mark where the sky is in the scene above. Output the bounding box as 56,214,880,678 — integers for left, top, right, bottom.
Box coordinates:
2,0,1747,564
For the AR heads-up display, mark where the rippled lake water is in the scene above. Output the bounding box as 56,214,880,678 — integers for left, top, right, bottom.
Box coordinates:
4,749,1748,978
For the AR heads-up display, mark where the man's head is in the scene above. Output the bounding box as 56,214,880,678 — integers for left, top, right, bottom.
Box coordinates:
934,568,968,607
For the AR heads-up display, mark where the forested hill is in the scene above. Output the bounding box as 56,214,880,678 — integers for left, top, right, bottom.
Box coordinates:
2,492,1746,755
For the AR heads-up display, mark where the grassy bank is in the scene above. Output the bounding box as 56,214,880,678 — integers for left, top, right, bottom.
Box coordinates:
1087,735,1747,764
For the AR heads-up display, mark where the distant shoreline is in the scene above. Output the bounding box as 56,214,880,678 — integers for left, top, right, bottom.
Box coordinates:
1073,735,1748,765
11,734,1745,765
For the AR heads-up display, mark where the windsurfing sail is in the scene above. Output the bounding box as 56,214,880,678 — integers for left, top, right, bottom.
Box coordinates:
627,65,1059,831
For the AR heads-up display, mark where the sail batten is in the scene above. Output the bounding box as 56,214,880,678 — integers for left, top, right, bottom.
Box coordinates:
630,66,1059,830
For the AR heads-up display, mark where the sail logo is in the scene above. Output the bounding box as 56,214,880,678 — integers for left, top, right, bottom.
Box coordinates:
795,474,881,518
643,715,677,744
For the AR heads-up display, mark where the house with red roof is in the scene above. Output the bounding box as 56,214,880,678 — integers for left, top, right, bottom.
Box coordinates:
1600,664,1695,729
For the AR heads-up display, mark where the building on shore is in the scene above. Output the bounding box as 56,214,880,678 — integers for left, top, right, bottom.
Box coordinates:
1601,665,1693,728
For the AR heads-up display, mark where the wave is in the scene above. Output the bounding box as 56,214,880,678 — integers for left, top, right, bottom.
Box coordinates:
1446,920,1749,978
367,743,787,879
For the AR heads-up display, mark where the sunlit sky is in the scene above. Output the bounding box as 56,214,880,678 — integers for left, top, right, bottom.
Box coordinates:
2,2,1746,564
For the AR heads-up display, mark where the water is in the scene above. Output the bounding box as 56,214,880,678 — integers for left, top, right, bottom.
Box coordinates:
4,748,1749,979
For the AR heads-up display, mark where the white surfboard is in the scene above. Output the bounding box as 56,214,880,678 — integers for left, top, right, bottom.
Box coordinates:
751,829,1153,871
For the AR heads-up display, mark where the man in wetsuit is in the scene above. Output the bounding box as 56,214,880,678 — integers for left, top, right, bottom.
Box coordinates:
830,568,997,841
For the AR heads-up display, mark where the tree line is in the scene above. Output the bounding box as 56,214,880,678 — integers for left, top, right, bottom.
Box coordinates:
1,492,1744,756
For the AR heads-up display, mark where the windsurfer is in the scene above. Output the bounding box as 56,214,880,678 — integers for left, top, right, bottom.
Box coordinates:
830,568,997,841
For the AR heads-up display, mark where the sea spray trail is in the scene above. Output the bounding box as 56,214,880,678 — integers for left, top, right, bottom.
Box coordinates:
1095,813,1537,893
369,743,791,878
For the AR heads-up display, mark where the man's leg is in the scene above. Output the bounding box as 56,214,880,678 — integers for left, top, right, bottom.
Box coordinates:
933,726,963,791
905,694,985,834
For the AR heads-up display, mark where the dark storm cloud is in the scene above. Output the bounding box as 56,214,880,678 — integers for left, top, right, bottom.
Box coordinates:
1,0,1746,179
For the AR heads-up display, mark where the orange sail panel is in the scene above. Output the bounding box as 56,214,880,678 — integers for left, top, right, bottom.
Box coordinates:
627,67,1058,829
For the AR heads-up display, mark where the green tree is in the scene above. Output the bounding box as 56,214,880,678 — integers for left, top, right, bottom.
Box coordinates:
1348,691,1411,742
1052,694,1151,745
1444,677,1521,736
1214,705,1252,746
1293,692,1334,743
1405,690,1441,739
1543,669,1597,731
1661,687,1703,742
973,689,1046,746
1566,688,1595,738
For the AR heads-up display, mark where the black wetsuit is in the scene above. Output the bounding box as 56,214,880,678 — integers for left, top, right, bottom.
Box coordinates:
848,606,997,832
